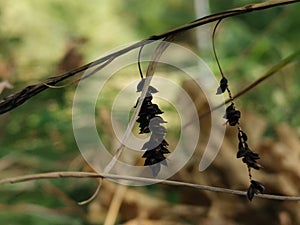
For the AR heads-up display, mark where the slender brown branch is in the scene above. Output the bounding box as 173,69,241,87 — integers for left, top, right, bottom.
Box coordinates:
0,0,298,115
0,171,299,201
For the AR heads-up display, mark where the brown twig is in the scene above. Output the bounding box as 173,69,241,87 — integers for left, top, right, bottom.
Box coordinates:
0,171,299,201
0,0,298,115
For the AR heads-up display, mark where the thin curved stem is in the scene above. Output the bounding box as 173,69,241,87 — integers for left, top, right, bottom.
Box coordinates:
0,171,299,201
138,45,144,79
212,19,225,78
77,178,102,205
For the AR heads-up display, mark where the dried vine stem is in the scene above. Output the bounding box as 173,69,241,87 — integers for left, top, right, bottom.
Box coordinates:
0,171,299,201
0,0,298,115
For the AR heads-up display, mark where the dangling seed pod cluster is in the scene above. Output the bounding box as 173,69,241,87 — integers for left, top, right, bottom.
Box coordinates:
135,78,170,176
214,20,265,201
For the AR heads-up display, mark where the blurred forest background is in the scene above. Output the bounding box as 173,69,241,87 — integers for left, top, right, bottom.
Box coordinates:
0,0,299,225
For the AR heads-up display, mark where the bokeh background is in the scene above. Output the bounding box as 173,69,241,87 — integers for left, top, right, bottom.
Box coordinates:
0,0,299,224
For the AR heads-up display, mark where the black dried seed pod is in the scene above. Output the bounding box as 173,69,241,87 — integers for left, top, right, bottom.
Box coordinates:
138,104,163,116
236,145,247,158
149,164,161,177
143,149,166,163
224,104,233,118
242,157,261,170
161,139,169,147
139,127,150,134
137,120,151,133
142,140,157,151
136,78,158,93
145,157,159,166
247,180,265,201
142,145,170,157
136,101,164,134
247,184,255,201
149,126,167,135
236,129,262,170
216,77,228,94
134,96,152,108
137,114,152,123
149,116,167,125
246,151,260,160
148,104,164,114
238,130,248,142
143,144,168,177
159,145,170,154
239,141,248,149
224,104,241,126
251,180,265,193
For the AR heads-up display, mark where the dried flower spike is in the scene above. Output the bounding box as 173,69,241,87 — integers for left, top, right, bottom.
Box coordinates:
224,104,241,126
135,79,170,176
212,19,264,201
237,130,261,170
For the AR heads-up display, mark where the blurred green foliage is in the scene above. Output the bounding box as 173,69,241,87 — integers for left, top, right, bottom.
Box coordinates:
0,0,299,224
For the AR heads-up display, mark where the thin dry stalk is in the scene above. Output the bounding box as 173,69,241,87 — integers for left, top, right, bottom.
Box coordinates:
0,171,299,201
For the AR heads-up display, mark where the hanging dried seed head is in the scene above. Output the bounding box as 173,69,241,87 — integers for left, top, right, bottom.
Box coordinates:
135,80,170,177
216,77,228,94
224,104,241,126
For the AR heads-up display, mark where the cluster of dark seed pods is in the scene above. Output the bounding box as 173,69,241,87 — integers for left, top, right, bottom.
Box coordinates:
135,78,170,176
237,129,261,170
217,77,265,201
